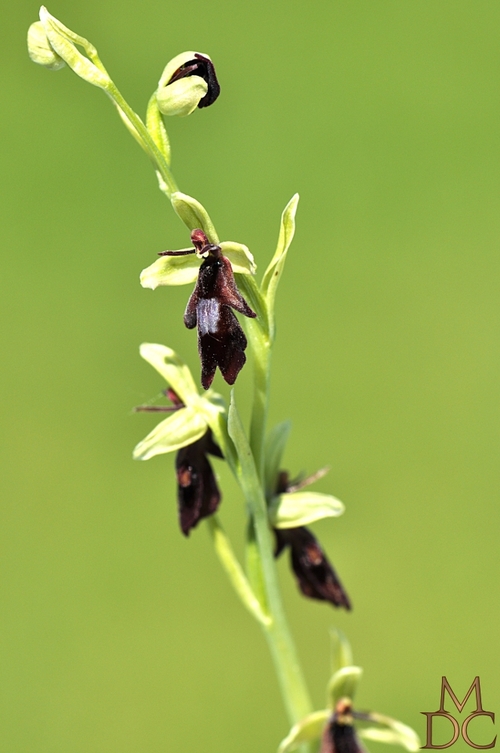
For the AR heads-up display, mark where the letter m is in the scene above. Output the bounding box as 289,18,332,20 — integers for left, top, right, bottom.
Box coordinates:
439,677,485,714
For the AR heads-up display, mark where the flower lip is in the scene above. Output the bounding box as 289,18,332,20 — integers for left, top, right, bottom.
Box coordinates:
167,53,220,108
176,429,223,536
273,469,351,610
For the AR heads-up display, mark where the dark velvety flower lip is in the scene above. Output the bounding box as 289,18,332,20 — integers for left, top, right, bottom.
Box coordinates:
274,526,351,610
176,429,223,536
320,700,365,753
167,53,220,108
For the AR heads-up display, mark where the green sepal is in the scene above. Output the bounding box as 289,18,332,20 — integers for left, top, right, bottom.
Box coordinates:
357,713,421,752
330,628,354,675
269,491,345,529
277,710,330,753
133,405,207,460
171,192,219,243
39,7,110,89
264,420,291,496
157,76,208,117
140,255,200,288
146,94,171,165
328,666,363,707
219,241,257,275
261,194,299,337
27,21,65,70
139,343,199,405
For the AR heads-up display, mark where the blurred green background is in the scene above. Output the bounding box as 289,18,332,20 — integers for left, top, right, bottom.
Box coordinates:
2,1,499,751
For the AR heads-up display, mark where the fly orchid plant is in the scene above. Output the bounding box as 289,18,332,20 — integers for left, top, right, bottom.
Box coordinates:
28,9,421,752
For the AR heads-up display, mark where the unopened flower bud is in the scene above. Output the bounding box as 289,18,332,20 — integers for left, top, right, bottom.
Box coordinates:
27,21,65,70
156,51,220,117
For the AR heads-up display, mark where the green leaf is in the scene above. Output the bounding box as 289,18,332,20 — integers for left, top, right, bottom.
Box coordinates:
171,192,219,243
327,666,363,707
269,491,345,529
139,343,199,405
261,194,299,335
264,420,291,496
330,628,354,675
140,254,200,288
146,94,171,165
208,516,271,626
358,713,421,752
133,405,207,460
219,241,257,275
277,710,330,753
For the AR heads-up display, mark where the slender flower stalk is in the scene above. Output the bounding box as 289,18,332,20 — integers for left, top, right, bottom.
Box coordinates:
27,10,420,753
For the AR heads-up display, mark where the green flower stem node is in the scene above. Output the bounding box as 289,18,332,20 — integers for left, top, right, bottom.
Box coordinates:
264,420,291,497
261,193,299,340
171,192,219,243
207,516,271,626
27,21,65,69
327,666,363,708
278,711,330,753
146,94,171,165
38,7,111,89
358,713,421,752
269,492,345,529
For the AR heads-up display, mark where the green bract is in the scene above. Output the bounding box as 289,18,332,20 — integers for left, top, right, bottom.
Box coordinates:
37,7,111,90
133,343,225,460
269,491,345,529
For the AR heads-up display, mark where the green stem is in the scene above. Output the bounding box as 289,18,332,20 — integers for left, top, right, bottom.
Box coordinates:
105,82,179,197
228,396,313,725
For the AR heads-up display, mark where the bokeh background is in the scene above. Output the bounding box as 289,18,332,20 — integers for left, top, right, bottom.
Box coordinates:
2,1,499,751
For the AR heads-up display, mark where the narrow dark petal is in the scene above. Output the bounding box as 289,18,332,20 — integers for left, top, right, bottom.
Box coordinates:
184,287,199,329
214,257,256,317
194,54,220,108
275,527,351,610
175,431,222,536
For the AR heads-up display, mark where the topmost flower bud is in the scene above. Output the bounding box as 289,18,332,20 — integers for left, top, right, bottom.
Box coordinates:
156,51,220,117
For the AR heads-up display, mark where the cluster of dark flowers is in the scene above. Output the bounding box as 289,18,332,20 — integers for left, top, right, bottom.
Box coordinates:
138,230,351,610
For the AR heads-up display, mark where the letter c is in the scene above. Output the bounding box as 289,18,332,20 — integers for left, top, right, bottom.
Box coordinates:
462,712,497,749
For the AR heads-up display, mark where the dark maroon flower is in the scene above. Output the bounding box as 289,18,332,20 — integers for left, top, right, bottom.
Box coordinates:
273,471,351,610
176,429,223,536
167,53,220,108
160,229,256,390
320,699,365,753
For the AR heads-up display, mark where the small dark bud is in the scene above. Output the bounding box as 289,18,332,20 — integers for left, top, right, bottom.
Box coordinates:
168,53,220,108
